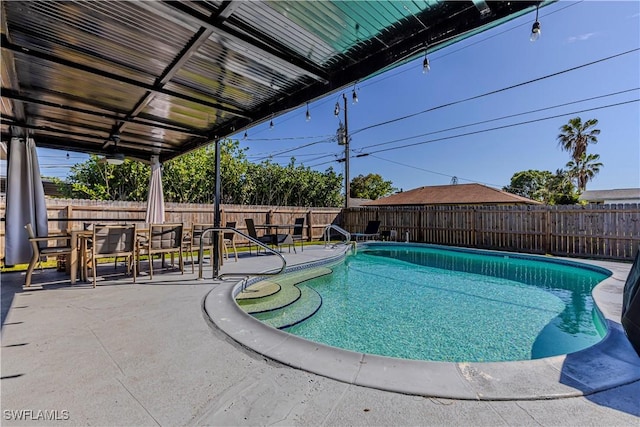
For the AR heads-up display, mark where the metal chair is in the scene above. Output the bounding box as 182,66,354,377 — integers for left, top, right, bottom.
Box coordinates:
223,221,238,262
244,218,276,255
24,223,74,287
291,217,305,252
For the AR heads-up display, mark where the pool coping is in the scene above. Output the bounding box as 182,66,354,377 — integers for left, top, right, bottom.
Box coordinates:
203,243,640,400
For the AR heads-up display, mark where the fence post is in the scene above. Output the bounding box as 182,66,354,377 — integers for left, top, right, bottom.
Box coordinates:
306,210,313,242
545,207,551,255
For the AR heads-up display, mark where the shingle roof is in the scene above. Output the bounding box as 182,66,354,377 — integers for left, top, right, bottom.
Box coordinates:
363,183,540,206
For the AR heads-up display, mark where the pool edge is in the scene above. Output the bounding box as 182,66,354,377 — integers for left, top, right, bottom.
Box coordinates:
203,245,640,400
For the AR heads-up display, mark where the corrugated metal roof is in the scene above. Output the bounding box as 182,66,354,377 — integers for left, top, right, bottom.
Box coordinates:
363,183,541,205
1,0,546,163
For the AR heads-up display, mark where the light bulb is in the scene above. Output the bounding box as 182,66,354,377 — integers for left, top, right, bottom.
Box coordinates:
530,21,541,42
334,102,340,116
352,90,358,104
422,56,430,74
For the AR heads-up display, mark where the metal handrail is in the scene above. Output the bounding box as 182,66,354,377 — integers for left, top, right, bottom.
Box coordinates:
323,224,351,247
198,227,286,279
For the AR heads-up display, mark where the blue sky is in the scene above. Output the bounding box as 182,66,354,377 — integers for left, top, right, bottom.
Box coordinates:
33,1,640,193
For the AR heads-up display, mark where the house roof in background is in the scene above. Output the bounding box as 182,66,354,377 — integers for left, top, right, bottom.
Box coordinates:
1,1,543,163
363,183,540,206
579,188,640,202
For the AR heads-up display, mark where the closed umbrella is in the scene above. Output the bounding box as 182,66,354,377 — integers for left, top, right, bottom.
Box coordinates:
145,155,165,224
5,137,48,265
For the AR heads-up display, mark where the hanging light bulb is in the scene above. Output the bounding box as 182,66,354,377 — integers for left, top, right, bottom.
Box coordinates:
352,89,358,104
305,102,311,121
334,101,340,116
530,21,541,42
530,3,541,42
243,131,248,140
269,119,274,129
422,53,430,74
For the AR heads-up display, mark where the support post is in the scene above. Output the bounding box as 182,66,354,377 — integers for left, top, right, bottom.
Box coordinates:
213,138,221,277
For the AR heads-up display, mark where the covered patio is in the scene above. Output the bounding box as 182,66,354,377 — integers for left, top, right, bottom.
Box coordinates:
1,0,547,270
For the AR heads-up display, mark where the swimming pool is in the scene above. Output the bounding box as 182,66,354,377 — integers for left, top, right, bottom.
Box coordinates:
247,243,611,363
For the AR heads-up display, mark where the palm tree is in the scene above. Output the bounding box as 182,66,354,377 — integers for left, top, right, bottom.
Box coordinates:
566,153,603,192
557,117,600,162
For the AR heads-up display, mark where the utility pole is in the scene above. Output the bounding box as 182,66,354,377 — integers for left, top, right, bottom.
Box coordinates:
335,93,350,209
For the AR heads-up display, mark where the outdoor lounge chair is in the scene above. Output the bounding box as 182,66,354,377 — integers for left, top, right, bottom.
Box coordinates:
185,223,214,273
351,220,381,241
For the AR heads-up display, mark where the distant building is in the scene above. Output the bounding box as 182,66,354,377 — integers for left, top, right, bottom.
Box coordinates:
363,183,540,206
579,188,640,204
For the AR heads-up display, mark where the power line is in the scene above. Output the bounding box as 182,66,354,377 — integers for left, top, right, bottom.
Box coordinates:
350,48,640,137
368,154,505,188
306,99,639,167
358,88,639,151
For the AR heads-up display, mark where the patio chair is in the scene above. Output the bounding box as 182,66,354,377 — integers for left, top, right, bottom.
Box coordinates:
138,223,184,279
83,224,137,288
185,223,215,273
245,218,276,255
24,223,74,287
351,220,381,241
291,217,305,252
223,221,238,262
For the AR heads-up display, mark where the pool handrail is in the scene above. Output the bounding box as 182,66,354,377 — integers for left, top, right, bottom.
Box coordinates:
198,227,286,279
323,224,351,247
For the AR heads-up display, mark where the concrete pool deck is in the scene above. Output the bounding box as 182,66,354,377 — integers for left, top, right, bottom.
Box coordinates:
1,243,639,425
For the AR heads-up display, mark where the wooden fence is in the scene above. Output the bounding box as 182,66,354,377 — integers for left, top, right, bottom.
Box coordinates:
2,197,639,262
0,196,342,262
343,204,640,261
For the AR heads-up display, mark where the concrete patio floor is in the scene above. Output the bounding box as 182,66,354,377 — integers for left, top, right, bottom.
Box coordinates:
1,244,639,426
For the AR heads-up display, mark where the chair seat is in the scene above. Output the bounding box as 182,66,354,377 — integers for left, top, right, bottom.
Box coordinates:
40,246,73,255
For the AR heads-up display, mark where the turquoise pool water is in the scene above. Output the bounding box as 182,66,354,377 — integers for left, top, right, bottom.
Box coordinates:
283,245,611,362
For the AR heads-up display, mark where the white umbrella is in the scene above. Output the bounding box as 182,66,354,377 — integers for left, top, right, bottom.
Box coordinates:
145,155,165,224
5,137,48,265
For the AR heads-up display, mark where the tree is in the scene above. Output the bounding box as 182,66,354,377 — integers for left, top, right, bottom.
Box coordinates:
503,169,578,205
56,139,344,206
350,173,396,200
557,117,600,163
56,156,150,201
503,170,553,201
565,153,603,193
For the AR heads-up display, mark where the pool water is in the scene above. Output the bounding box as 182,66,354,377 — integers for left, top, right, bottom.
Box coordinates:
282,245,611,362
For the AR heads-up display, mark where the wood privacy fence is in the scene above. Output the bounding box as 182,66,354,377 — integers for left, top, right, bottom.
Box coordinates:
1,197,638,262
0,196,342,261
343,204,640,261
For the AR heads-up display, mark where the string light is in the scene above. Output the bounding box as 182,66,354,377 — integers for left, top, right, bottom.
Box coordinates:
306,102,311,121
530,3,541,42
422,51,430,74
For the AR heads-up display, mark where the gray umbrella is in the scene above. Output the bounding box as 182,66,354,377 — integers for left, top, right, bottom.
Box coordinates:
5,137,48,265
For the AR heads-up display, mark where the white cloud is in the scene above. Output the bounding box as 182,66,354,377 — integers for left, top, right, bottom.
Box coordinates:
566,32,596,43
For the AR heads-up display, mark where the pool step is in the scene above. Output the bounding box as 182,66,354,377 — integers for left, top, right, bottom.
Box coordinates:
236,267,331,324
253,284,322,329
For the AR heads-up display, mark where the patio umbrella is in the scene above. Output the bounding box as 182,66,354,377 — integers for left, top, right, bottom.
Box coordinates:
145,155,165,224
5,137,48,265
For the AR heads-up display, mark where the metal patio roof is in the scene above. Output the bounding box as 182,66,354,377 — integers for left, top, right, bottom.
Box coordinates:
1,0,543,164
